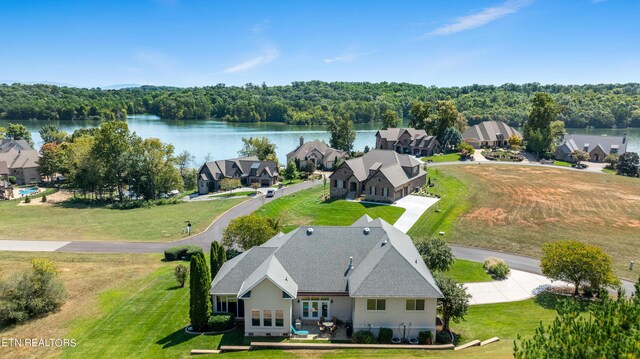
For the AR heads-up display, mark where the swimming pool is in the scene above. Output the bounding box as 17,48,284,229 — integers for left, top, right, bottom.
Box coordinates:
18,187,38,196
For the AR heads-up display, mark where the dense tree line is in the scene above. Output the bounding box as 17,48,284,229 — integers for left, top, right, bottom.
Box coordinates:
2,82,640,128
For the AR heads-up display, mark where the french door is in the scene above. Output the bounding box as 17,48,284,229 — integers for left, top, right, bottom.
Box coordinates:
301,297,330,320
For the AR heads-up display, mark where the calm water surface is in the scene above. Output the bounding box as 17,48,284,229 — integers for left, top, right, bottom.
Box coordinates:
1,115,638,164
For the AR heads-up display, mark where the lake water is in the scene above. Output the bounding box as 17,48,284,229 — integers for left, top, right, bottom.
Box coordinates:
1,115,639,164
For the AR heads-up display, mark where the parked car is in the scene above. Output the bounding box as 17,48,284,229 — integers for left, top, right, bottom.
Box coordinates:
266,189,276,198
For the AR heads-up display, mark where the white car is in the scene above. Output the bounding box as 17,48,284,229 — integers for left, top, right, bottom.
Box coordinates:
266,189,276,198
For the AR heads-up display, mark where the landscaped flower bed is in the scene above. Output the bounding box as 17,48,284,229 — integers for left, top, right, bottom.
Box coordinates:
481,149,523,162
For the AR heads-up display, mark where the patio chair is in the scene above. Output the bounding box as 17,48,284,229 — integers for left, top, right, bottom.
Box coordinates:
317,322,326,334
290,325,309,337
330,324,338,336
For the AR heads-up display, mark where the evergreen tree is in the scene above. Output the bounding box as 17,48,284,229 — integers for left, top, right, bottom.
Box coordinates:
189,252,211,331
210,241,219,279
524,92,560,156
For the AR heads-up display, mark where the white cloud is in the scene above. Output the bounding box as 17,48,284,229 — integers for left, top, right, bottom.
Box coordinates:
223,47,279,73
425,0,533,37
324,47,373,63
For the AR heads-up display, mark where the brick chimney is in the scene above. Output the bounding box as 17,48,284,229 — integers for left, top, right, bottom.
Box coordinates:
299,136,304,148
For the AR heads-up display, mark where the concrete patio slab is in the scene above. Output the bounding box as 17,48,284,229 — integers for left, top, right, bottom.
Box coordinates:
392,195,439,233
0,240,70,252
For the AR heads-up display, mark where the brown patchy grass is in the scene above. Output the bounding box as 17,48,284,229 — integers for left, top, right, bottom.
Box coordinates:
437,165,640,278
0,252,161,359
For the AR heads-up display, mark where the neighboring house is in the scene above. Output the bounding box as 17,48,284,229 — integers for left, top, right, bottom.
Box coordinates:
0,139,40,185
286,137,348,170
197,156,278,195
555,134,628,163
375,128,441,156
210,215,443,338
0,161,13,200
462,121,522,149
329,150,426,202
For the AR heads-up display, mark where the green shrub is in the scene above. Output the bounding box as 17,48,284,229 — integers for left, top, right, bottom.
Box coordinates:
41,194,47,202
7,176,16,185
418,330,433,344
24,195,31,203
207,313,235,332
226,248,242,260
352,331,376,344
174,264,188,287
377,327,393,344
164,245,203,261
436,330,453,344
484,257,510,279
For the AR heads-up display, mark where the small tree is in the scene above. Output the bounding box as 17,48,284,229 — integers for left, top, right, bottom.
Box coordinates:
434,273,470,332
24,195,31,204
603,154,619,169
174,264,188,287
250,182,260,194
210,241,227,279
441,127,462,151
283,161,297,183
219,178,241,193
540,240,618,296
508,134,523,150
189,252,211,332
381,109,400,130
617,152,639,177
41,194,47,202
415,237,454,272
569,150,589,165
222,215,282,250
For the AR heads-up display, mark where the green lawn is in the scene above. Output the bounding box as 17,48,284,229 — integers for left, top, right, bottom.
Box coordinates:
446,259,492,283
601,168,616,175
0,197,246,242
255,185,406,232
422,153,461,163
407,168,470,239
210,191,256,198
552,160,572,167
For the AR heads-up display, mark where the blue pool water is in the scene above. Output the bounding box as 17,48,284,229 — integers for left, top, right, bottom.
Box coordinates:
18,187,38,196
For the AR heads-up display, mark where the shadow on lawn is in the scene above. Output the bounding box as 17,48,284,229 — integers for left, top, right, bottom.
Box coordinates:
534,292,591,312
156,328,199,349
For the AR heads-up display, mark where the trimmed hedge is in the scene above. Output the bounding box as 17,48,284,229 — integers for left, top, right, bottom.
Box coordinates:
352,331,376,344
418,330,433,344
207,313,235,331
164,245,203,261
378,327,393,344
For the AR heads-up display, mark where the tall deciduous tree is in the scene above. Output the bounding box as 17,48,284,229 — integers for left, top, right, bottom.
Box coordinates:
434,273,470,332
189,252,211,332
128,137,183,200
415,237,455,272
433,100,466,141
540,240,618,295
39,124,67,144
327,116,356,153
441,127,462,150
91,121,133,202
38,142,64,181
408,101,432,130
524,92,560,156
5,123,33,145
381,109,400,130
238,137,277,161
222,215,282,250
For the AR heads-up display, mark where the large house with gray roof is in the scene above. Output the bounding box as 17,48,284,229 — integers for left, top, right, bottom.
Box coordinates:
0,139,40,185
329,150,426,202
197,156,278,195
462,121,522,149
286,137,348,170
375,128,441,156
555,134,628,163
210,215,443,338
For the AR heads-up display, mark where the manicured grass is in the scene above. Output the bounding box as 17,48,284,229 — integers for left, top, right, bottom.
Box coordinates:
446,259,493,283
0,197,246,242
255,185,406,232
422,153,461,163
210,190,256,198
601,168,616,175
411,165,640,277
552,160,572,167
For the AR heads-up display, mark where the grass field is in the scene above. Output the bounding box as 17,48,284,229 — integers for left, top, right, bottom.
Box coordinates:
552,160,572,167
410,164,640,277
446,259,493,283
422,153,461,163
210,191,256,198
255,185,406,232
0,197,246,242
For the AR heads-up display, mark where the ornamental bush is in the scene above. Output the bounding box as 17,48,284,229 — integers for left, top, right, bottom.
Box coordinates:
483,257,510,279
377,327,393,344
207,313,235,332
174,264,188,287
352,331,376,344
164,245,203,261
418,330,433,344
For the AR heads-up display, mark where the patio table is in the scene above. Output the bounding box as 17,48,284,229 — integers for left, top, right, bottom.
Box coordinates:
322,322,334,328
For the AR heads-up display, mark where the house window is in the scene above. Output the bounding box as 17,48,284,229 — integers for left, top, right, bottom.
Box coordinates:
406,299,425,311
275,310,284,327
333,180,337,188
611,148,618,154
251,310,260,326
263,310,272,326
370,186,376,196
366,299,386,311
382,187,388,197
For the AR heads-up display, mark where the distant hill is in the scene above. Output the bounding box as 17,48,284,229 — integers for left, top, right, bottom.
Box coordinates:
1,81,639,128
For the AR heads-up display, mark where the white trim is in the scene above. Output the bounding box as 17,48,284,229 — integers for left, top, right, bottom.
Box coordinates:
238,275,297,300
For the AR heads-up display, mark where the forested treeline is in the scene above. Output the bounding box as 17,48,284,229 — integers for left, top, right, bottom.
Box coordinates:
2,81,640,128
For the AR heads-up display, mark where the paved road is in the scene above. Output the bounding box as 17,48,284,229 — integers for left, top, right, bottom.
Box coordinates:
56,179,323,253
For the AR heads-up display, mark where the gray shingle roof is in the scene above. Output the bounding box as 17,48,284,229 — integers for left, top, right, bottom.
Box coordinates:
462,121,522,142
376,128,428,142
211,216,442,299
286,140,347,162
200,156,278,181
341,150,421,182
559,134,628,155
0,139,40,170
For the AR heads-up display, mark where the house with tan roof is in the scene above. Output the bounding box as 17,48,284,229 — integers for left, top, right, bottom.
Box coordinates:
286,137,348,170
375,128,441,156
329,150,426,202
555,134,628,163
197,156,278,195
0,139,40,185
210,215,442,338
462,121,522,149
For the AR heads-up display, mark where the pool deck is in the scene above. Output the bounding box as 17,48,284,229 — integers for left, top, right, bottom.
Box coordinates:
12,186,41,198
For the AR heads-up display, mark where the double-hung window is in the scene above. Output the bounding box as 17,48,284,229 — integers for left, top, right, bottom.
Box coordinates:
366,299,386,311
406,299,425,311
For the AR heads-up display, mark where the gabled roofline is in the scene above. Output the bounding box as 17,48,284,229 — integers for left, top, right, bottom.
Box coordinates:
238,274,298,299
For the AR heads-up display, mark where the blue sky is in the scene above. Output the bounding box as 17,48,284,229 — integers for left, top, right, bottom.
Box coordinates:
1,0,638,87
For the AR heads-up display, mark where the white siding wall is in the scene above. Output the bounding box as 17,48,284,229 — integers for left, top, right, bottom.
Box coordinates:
242,280,292,337
352,297,437,338
291,296,353,323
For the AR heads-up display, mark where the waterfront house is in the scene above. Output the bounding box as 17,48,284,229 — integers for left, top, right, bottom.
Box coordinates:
0,139,40,185
286,137,348,170
555,134,628,163
375,128,441,156
462,121,522,149
197,156,278,195
210,215,443,338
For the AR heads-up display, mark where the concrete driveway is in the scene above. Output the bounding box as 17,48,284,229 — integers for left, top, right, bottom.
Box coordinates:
392,195,439,233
